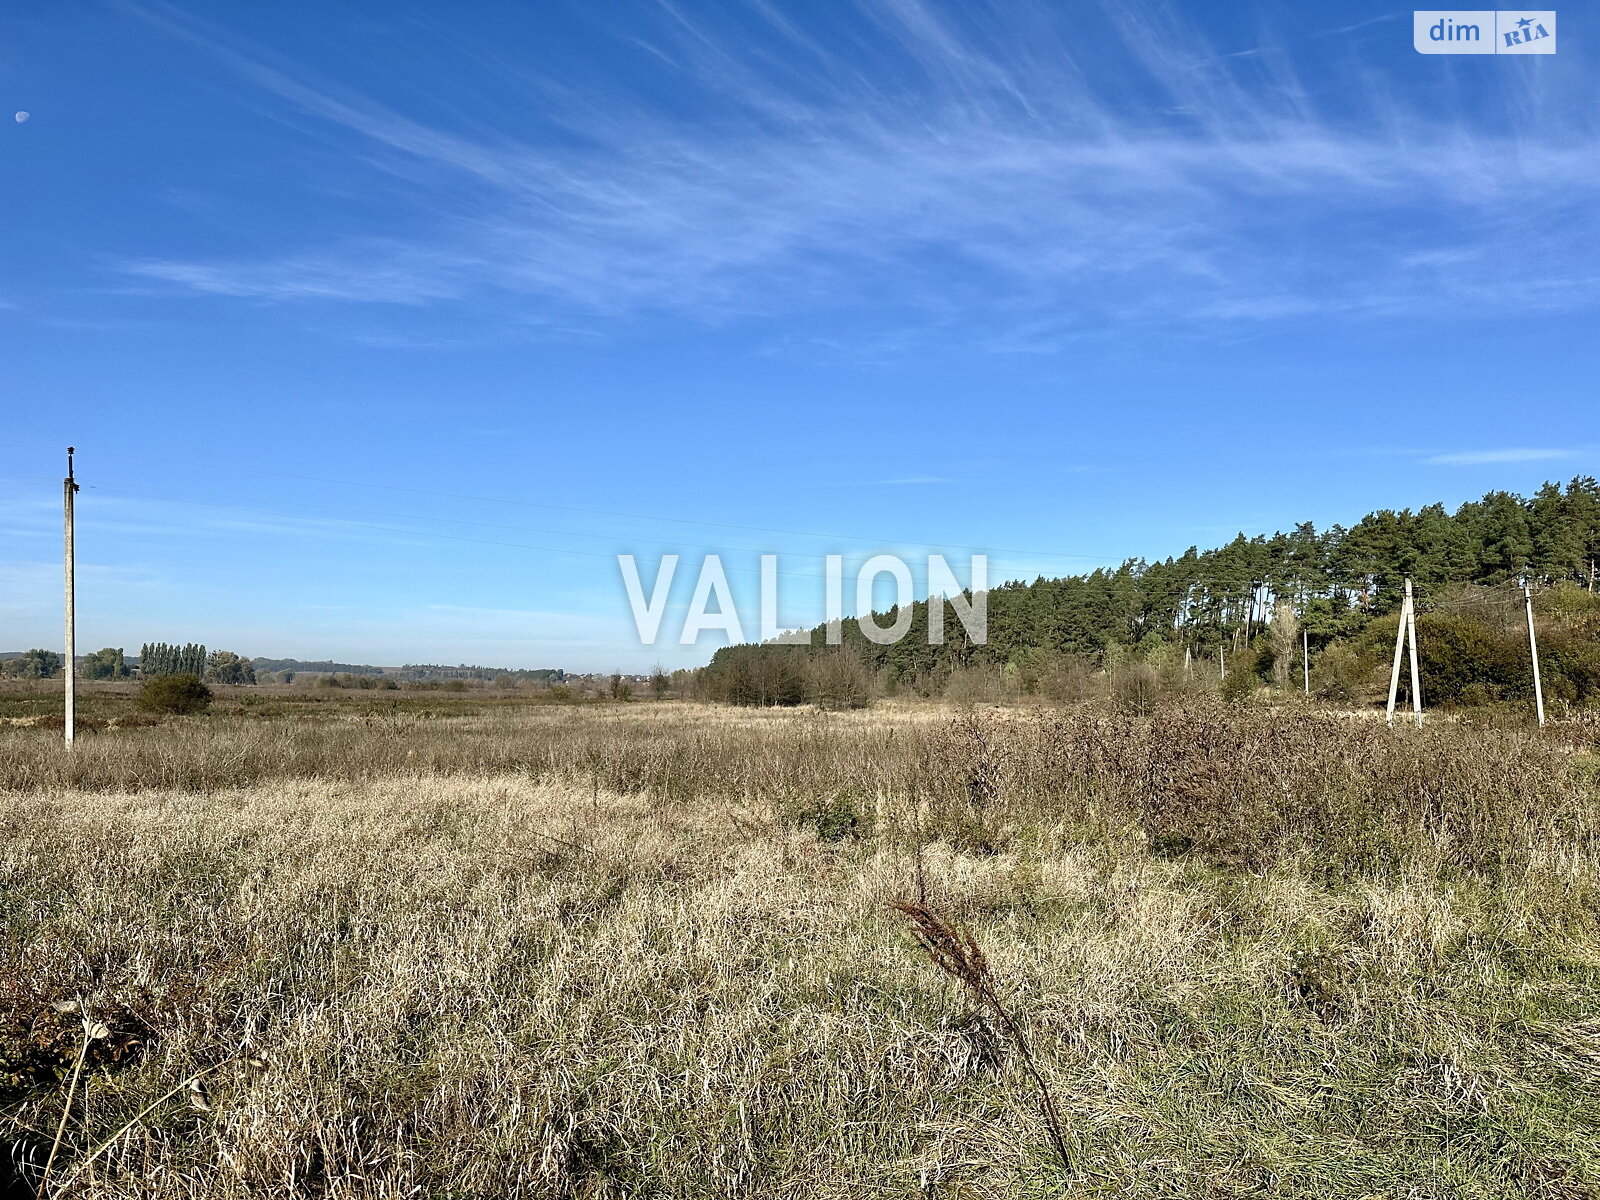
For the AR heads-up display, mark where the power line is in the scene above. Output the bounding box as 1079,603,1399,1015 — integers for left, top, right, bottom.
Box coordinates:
71,453,1121,565
84,482,991,562
81,484,969,588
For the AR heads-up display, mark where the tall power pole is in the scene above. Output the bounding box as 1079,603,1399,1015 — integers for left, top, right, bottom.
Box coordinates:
64,447,79,748
1302,627,1310,695
1386,577,1424,728
1385,586,1408,727
1404,578,1422,728
1523,582,1546,727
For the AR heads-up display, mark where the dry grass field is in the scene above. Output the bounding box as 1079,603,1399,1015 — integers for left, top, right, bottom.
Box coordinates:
4,693,1600,1197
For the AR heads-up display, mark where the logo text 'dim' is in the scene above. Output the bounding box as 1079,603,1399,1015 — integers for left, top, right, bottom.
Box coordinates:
1414,11,1556,53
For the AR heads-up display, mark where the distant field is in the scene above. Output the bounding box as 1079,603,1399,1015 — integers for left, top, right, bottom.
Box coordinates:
3,691,1600,1198
0,679,582,725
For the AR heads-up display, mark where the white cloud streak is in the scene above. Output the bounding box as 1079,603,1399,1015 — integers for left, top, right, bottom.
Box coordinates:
1425,448,1580,466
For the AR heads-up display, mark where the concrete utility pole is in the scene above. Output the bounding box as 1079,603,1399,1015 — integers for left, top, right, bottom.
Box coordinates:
63,447,79,748
1524,582,1546,727
1404,577,1422,728
1386,578,1424,728
1385,587,1408,728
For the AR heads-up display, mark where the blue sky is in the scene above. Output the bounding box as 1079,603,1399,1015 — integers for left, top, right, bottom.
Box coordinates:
2,1,1595,671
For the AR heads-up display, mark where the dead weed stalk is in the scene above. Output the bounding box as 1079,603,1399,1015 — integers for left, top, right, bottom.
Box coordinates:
889,901,1071,1179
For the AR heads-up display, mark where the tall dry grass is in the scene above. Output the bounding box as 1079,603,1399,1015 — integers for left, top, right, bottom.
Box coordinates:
4,699,1590,874
2,699,1599,1196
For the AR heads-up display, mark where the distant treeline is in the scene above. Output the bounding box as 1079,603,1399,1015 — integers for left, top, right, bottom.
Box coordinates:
703,479,1600,700
2,650,571,687
1,649,63,680
2,644,254,684
251,658,386,676
399,664,566,682
249,659,567,683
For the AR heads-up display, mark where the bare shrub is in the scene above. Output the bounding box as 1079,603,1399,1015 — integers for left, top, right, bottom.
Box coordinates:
805,648,876,710
1038,656,1100,705
1110,662,1161,714
943,665,1008,707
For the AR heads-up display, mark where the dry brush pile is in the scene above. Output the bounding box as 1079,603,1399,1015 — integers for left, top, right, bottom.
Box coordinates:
2,699,1599,1197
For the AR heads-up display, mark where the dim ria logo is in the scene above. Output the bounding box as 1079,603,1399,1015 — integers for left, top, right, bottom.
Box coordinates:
1414,11,1555,53
617,554,987,647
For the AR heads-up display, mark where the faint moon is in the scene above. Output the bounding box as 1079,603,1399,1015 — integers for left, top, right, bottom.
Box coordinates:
13,112,28,123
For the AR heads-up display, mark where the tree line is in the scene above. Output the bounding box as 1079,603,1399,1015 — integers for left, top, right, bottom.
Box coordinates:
701,478,1600,706
2,644,256,684
140,642,208,677
138,644,257,685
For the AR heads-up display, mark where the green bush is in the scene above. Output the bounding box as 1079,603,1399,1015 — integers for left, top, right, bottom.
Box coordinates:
790,792,866,841
1220,645,1263,705
1310,641,1366,702
1339,605,1599,711
1542,627,1600,704
136,674,213,715
1414,613,1528,705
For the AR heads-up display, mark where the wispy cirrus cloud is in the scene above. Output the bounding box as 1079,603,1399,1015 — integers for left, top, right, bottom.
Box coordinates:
118,0,1600,348
1425,448,1581,466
